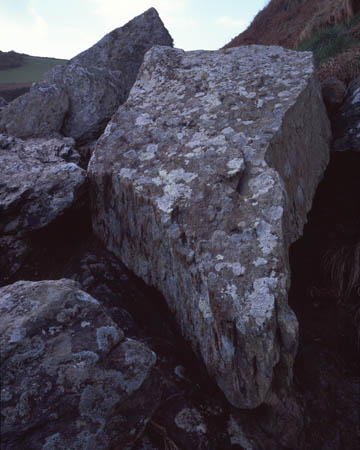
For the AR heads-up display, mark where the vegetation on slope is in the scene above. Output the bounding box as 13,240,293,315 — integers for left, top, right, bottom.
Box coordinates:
224,0,360,84
0,50,24,70
296,18,358,64
0,53,67,85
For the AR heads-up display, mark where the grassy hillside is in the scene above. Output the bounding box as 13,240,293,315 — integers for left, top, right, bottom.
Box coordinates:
0,54,67,85
223,0,360,84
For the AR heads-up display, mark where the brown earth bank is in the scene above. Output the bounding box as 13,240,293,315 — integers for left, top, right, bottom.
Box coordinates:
224,0,360,49
0,82,32,102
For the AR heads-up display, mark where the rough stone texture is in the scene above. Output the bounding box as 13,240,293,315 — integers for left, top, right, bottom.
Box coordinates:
89,45,331,409
321,76,346,115
72,7,173,94
0,136,84,236
0,82,69,139
44,63,127,142
0,8,172,143
332,74,360,151
0,279,160,450
0,135,85,284
0,96,8,107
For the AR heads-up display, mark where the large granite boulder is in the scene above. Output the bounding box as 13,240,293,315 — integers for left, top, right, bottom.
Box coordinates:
0,8,173,143
89,45,331,408
0,135,85,283
0,279,160,450
332,74,360,151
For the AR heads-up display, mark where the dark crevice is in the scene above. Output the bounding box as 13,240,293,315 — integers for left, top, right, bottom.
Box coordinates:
289,151,360,449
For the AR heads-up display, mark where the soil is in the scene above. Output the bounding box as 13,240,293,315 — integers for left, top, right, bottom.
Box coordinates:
0,82,32,102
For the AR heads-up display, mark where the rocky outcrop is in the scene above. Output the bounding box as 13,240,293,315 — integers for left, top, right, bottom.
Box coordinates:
332,74,360,151
0,279,160,450
0,135,86,283
89,45,331,409
0,8,173,143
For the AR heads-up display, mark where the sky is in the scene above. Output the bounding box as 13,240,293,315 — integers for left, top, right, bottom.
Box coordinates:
0,0,269,60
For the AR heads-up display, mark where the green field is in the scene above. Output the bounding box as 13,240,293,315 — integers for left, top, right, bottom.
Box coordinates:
0,54,67,84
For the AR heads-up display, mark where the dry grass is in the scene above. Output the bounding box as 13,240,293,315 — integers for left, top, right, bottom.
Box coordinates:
148,420,182,450
317,45,360,83
317,45,360,85
322,241,360,349
322,240,360,299
224,0,356,50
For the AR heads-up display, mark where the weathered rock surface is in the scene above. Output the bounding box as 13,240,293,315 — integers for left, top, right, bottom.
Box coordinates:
333,74,360,151
0,136,84,236
0,82,69,139
44,63,126,142
0,135,85,283
0,8,172,143
0,279,160,450
89,45,331,409
0,96,8,108
72,7,173,94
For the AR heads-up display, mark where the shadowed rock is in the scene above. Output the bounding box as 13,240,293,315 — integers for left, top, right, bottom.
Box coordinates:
0,279,161,450
0,135,85,283
332,74,360,151
88,45,331,408
0,8,173,143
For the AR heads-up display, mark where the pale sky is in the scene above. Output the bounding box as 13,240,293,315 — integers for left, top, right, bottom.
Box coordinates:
0,0,269,59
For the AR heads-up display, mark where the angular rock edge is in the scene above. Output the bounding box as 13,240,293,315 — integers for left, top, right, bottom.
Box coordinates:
0,8,173,143
89,45,331,408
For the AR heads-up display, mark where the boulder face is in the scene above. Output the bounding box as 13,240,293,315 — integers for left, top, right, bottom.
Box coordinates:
89,45,331,408
0,82,69,139
0,135,85,236
332,74,360,151
0,8,173,143
0,135,85,284
0,279,160,450
72,7,173,95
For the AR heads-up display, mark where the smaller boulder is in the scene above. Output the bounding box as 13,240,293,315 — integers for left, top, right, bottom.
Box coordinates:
0,279,161,450
0,135,85,236
0,82,69,139
0,135,86,283
321,77,346,115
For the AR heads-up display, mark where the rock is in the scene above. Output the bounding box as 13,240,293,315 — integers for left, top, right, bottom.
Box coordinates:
72,7,173,93
0,135,85,284
0,8,173,143
44,63,127,142
0,82,69,139
321,76,346,115
0,96,8,107
89,45,331,409
0,279,161,450
0,136,85,236
332,74,360,151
